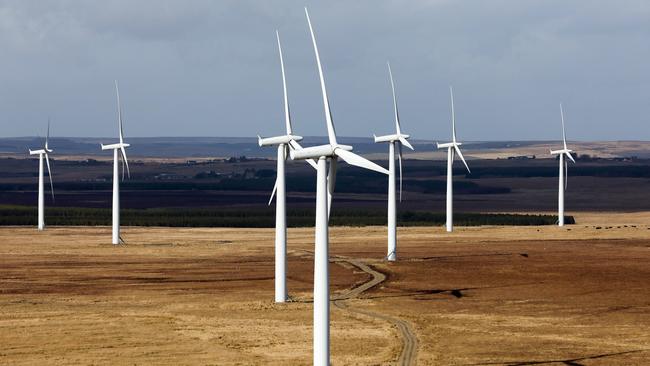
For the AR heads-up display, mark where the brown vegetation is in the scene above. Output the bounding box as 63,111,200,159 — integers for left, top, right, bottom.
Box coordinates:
1,213,649,364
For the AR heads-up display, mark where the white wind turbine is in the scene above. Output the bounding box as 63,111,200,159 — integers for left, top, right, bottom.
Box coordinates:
101,81,131,245
290,9,389,366
373,62,414,261
29,120,54,231
258,30,317,303
436,87,471,232
550,104,576,226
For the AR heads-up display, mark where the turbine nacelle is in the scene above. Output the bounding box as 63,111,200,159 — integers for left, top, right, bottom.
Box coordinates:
291,143,387,175
290,144,351,160
101,142,131,151
436,141,471,173
373,133,410,144
29,149,47,155
29,138,53,155
550,148,575,164
550,148,573,155
436,141,462,149
258,134,303,147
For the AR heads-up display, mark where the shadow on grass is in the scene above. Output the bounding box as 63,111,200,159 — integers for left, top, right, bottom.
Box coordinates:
465,350,644,366
363,281,544,301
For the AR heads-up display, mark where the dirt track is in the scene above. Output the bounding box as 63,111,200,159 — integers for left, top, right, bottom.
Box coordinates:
330,257,418,366
296,250,419,365
1,216,650,364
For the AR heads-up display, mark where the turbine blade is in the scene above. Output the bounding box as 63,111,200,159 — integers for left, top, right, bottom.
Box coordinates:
269,177,278,206
454,145,471,173
335,149,389,175
397,142,403,202
276,31,292,135
45,118,50,150
560,103,567,150
288,140,318,169
120,146,131,180
115,80,124,144
45,153,54,201
327,157,337,218
399,136,414,151
387,62,401,135
450,86,457,143
566,151,576,164
305,8,337,146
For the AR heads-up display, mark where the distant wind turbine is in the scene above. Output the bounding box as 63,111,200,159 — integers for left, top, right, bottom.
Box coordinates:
436,87,471,232
290,9,389,366
550,104,576,226
29,120,54,231
373,62,414,261
258,30,317,303
101,81,131,245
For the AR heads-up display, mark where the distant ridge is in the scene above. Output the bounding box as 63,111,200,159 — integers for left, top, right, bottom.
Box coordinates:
0,137,648,159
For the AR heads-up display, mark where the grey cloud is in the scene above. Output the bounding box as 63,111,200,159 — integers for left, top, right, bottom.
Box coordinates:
0,0,648,142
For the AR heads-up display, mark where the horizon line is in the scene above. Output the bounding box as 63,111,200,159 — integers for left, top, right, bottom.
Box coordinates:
1,136,649,143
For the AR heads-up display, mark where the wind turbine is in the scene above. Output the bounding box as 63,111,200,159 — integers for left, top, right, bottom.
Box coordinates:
28,120,54,231
258,30,317,303
290,9,389,366
101,81,131,245
373,62,414,261
436,87,471,232
550,104,576,226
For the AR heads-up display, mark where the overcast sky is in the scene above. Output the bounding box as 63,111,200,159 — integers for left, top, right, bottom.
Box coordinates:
0,0,648,141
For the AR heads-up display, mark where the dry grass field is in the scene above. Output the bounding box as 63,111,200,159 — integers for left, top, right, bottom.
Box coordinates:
1,213,649,365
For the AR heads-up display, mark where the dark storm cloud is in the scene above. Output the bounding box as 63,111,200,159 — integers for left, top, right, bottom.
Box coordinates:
0,0,648,141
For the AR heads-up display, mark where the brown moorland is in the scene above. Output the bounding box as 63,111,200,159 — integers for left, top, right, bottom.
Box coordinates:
1,213,649,365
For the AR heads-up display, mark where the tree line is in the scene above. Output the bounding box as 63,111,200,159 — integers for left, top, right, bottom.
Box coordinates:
0,205,571,227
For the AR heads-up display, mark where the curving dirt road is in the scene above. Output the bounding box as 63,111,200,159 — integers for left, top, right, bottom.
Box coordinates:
292,250,418,365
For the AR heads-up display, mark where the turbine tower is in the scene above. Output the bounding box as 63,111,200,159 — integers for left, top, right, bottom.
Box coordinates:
290,9,389,365
101,81,131,245
28,120,54,231
258,30,316,303
373,62,414,261
436,87,471,232
550,104,576,226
